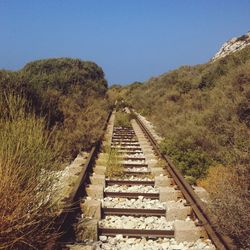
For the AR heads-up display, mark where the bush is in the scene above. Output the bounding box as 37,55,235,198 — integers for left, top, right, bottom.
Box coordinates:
0,95,61,249
198,165,250,248
122,45,250,181
0,58,111,247
114,111,132,127
0,58,111,160
161,138,213,180
57,94,110,158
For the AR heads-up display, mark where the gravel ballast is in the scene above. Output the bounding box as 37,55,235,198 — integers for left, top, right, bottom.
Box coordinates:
125,167,149,172
106,176,153,181
99,235,216,250
104,185,159,193
99,215,173,230
102,196,166,209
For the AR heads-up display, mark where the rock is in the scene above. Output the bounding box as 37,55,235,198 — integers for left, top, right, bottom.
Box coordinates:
100,235,216,249
99,235,107,242
99,215,174,230
127,238,136,244
145,217,154,224
104,184,159,193
197,242,207,248
115,234,123,241
171,244,182,250
161,242,170,248
125,220,136,228
212,32,250,61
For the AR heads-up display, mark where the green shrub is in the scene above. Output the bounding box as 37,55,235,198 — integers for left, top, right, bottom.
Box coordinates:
0,58,111,160
160,139,213,180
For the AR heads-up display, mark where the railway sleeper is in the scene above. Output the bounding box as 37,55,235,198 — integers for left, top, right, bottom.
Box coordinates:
68,111,217,250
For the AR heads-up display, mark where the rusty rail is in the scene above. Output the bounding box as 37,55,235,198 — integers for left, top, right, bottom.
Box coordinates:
134,111,237,250
55,111,112,244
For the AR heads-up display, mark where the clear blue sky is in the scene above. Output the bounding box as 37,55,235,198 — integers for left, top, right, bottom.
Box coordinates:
1,1,250,85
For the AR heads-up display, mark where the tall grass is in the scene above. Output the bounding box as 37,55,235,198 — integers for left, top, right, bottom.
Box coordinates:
198,165,250,248
105,148,124,178
114,112,132,127
0,94,61,249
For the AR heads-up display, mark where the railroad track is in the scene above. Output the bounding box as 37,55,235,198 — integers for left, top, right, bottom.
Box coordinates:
57,109,236,250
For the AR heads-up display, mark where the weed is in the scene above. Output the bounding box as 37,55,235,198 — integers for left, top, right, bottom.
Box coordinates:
114,112,132,127
105,147,124,178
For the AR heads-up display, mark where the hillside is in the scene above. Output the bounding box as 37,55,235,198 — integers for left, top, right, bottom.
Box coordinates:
111,44,250,248
119,45,250,177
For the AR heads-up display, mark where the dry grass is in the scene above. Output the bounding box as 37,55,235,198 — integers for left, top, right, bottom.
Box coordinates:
105,147,124,178
198,165,250,249
0,94,62,249
114,112,132,128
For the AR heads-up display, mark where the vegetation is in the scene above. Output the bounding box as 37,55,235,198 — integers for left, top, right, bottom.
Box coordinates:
114,111,132,127
113,46,250,248
0,58,110,159
105,148,124,178
0,95,61,249
198,164,250,248
0,45,249,248
0,58,111,248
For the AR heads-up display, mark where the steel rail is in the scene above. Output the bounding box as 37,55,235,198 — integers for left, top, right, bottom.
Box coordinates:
55,111,112,244
134,111,237,250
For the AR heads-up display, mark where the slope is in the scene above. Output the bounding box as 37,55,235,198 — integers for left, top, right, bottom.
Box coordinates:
113,45,250,248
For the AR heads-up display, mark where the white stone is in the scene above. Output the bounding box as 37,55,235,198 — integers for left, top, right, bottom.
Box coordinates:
115,234,123,241
212,32,250,61
99,235,107,242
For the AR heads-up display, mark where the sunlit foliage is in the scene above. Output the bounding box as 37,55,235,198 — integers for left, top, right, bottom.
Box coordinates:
118,46,250,248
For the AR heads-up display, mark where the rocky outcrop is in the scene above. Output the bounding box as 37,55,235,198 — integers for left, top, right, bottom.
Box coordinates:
212,31,250,61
